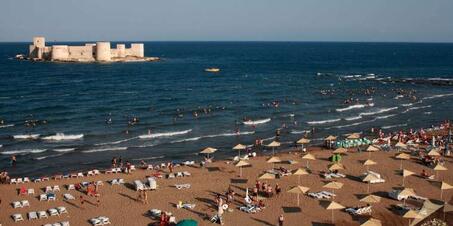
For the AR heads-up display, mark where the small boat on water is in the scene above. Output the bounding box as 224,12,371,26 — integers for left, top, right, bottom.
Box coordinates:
205,68,220,73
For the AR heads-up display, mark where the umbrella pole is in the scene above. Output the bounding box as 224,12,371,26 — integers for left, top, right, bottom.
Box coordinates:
240,167,242,177
440,189,443,200
297,193,300,206
402,177,405,186
400,160,403,170
272,147,275,156
238,150,241,159
331,209,334,223
367,182,370,194
306,160,309,169
298,175,301,185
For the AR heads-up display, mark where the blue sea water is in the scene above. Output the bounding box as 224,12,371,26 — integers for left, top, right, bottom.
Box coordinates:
0,41,453,177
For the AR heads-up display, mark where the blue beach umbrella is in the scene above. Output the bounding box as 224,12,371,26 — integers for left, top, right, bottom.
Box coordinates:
176,219,198,226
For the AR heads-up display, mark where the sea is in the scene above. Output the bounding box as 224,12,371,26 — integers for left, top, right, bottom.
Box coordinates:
0,41,452,177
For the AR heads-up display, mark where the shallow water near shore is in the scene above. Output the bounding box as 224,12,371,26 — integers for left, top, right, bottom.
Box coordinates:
0,41,453,177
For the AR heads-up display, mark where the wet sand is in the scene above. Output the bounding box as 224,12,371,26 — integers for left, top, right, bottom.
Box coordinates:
0,147,452,226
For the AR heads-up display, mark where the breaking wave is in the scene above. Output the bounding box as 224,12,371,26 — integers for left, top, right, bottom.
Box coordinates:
53,148,75,153
336,103,372,112
1,149,47,155
82,147,128,153
381,123,408,129
359,107,398,116
307,118,341,125
0,124,14,128
171,131,255,143
13,134,40,139
243,118,271,125
42,133,84,141
422,93,453,100
138,129,192,139
95,137,137,146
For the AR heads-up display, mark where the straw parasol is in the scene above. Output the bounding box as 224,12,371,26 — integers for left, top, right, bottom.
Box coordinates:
363,159,377,171
323,181,343,195
267,156,281,169
399,188,416,205
328,163,344,171
235,160,250,177
360,218,382,226
287,185,310,206
297,138,310,152
362,174,379,194
440,181,453,200
433,164,447,179
402,210,422,226
428,149,441,157
360,194,381,204
347,133,361,139
293,168,309,184
396,153,411,170
333,147,348,154
395,142,407,150
200,147,217,159
443,203,453,221
402,169,415,186
325,135,337,148
302,153,316,169
325,201,345,223
366,145,380,158
267,141,281,155
258,172,276,180
232,144,246,159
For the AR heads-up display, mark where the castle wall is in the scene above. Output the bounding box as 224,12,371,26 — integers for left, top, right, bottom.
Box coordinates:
130,43,144,57
96,42,111,61
51,45,69,60
67,46,94,61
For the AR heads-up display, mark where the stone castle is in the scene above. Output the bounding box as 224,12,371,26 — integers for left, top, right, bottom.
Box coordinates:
28,36,158,62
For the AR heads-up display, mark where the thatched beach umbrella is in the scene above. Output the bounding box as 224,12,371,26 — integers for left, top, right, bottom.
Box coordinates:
396,153,410,170
428,148,441,157
232,144,246,159
395,142,407,151
235,160,250,177
325,135,337,149
267,156,281,170
434,164,447,179
287,185,310,206
363,159,377,171
258,172,276,180
323,181,343,195
360,218,382,226
443,203,453,221
200,147,217,159
366,145,380,158
333,147,348,154
297,138,310,152
292,168,309,184
267,141,281,155
347,133,361,140
302,153,316,169
325,201,345,223
402,169,415,186
362,174,379,194
328,163,344,172
440,181,453,200
399,188,416,205
402,210,422,226
360,194,381,204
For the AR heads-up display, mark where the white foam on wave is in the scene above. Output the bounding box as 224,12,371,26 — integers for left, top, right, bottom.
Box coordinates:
330,119,377,129
382,123,408,129
375,114,397,119
336,104,370,112
1,149,47,155
171,131,255,143
422,93,453,100
35,153,64,160
307,118,341,125
13,134,40,139
132,156,165,161
290,130,310,134
344,115,362,121
82,147,128,153
0,124,14,128
262,136,276,141
243,118,271,125
424,112,432,115
53,148,75,153
139,129,192,139
402,105,432,113
42,133,84,141
95,137,137,146
359,107,398,116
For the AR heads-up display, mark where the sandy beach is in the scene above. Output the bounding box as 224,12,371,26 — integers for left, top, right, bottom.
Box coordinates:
1,144,452,226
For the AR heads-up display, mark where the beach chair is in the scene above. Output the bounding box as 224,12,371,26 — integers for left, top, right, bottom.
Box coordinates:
175,184,191,189
95,180,103,186
17,178,23,183
57,206,68,214
240,205,257,213
28,188,35,195
42,177,50,181
34,178,42,183
12,201,22,208
149,209,162,218
63,174,70,179
118,178,125,184
93,169,100,175
89,218,102,226
146,164,153,170
64,193,75,200
38,211,48,219
28,211,38,220
130,165,136,171
87,171,94,176
105,169,113,174
167,173,175,179
177,203,196,209
45,186,53,193
12,213,24,222
40,194,48,201
24,177,30,183
10,178,17,184
77,172,84,177
99,216,111,225
183,171,191,177
60,221,70,226
21,200,30,207
53,185,60,192
67,184,75,190
44,224,53,226
176,172,184,177
110,179,119,185
147,178,157,190
54,175,63,180
320,191,336,197
47,193,56,201
48,208,59,216
134,180,144,191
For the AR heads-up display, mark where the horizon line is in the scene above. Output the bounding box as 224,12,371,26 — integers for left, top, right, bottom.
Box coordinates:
1,40,453,44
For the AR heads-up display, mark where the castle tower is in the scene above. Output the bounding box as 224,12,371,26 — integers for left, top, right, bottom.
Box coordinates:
95,42,111,61
117,44,126,58
29,36,46,59
131,43,144,58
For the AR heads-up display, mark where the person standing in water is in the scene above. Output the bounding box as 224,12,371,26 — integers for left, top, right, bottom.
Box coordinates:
11,155,16,167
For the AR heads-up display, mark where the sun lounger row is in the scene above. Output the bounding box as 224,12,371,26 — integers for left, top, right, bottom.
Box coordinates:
308,191,336,199
45,185,60,193
27,207,68,220
362,171,385,184
12,200,30,208
134,178,157,191
176,202,196,209
388,189,427,201
166,171,191,179
90,216,111,226
239,204,263,213
323,172,346,179
345,206,372,215
109,178,125,185
175,184,191,189
40,193,56,201
44,221,70,226
64,193,75,200
10,177,31,184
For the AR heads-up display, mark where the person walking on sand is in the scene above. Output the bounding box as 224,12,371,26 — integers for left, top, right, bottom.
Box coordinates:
143,190,148,204
278,214,284,226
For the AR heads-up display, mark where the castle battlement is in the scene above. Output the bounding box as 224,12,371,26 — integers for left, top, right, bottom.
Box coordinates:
27,37,157,62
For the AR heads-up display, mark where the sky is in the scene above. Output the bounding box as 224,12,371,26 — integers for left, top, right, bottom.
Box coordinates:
1,0,453,42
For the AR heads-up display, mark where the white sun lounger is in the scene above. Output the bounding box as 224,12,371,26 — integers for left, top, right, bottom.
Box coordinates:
183,171,191,177
167,173,175,179
67,184,75,190
90,218,102,226
12,201,22,208
21,200,30,207
53,185,60,192
149,209,162,217
93,169,100,175
98,216,111,224
176,172,184,177
40,194,48,201
64,193,75,200
177,203,196,209
28,188,35,195
12,213,24,222
175,184,191,189
17,178,23,183
134,180,145,191
24,177,30,183
61,221,70,226
38,211,48,219
57,206,68,214
28,211,38,220
45,186,53,193
48,208,59,216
